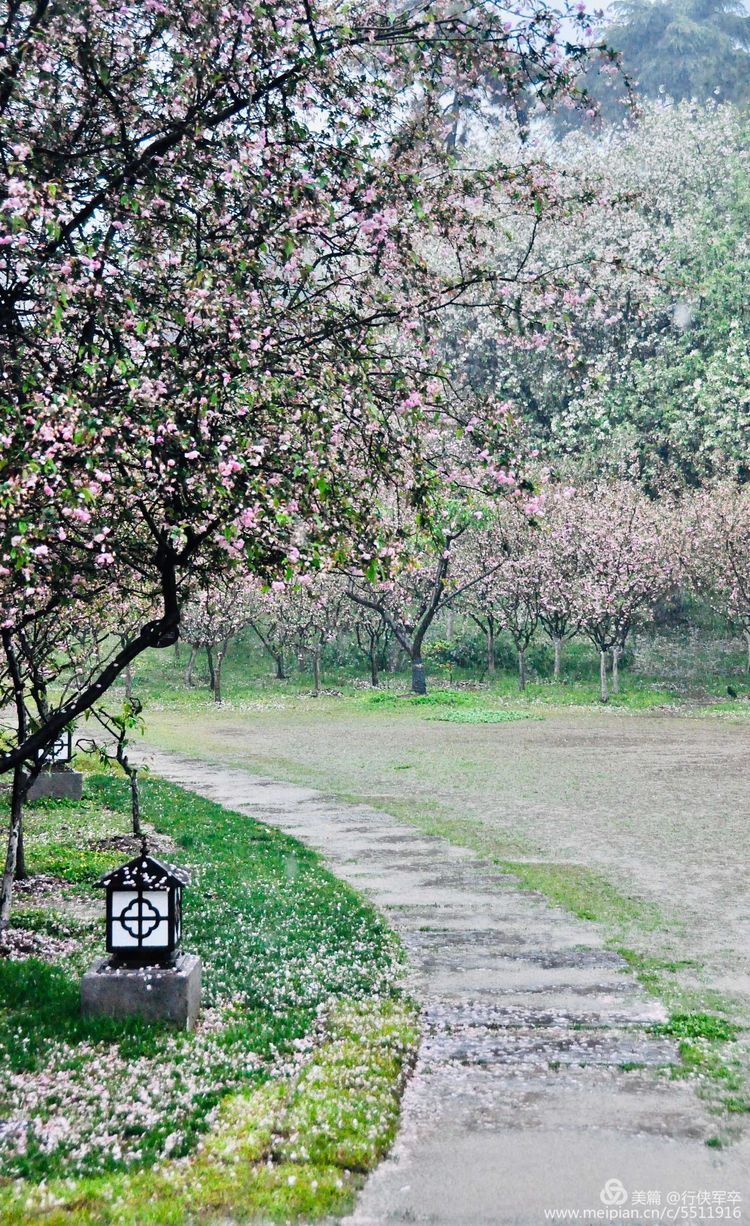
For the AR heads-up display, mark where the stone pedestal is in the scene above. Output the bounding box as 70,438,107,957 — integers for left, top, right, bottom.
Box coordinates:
81,953,201,1030
28,769,83,802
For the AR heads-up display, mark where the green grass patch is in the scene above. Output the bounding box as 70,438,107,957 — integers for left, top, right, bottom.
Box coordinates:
498,861,662,931
646,1010,750,1124
652,1012,739,1044
427,708,535,724
366,689,474,707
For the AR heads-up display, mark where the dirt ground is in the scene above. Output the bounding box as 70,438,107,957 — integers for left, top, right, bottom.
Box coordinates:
144,701,750,1017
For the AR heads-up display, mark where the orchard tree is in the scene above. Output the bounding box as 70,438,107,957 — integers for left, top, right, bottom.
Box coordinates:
685,483,750,673
457,505,543,690
352,606,393,689
0,0,599,924
454,519,506,675
0,594,149,926
181,580,254,702
536,487,584,680
572,483,677,701
287,575,351,696
245,581,301,682
79,700,146,839
346,499,478,695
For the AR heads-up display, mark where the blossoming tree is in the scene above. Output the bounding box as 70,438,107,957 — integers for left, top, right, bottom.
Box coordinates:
457,506,543,690
685,483,750,673
0,0,598,923
181,581,255,703
571,483,678,701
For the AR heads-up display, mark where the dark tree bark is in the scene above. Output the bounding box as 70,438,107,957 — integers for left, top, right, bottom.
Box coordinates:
487,617,496,675
214,638,230,703
205,645,216,693
312,643,322,695
0,767,28,931
184,644,198,687
517,648,526,691
411,652,427,695
15,819,27,882
599,650,609,703
553,636,562,681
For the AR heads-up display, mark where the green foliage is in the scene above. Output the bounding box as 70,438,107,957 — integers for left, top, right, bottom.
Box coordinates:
652,1012,739,1043
607,0,750,106
427,709,534,724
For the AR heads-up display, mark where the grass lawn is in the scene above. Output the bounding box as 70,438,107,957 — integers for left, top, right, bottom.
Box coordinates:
0,773,418,1224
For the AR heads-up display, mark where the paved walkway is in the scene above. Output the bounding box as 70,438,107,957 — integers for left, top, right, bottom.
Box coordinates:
143,750,750,1225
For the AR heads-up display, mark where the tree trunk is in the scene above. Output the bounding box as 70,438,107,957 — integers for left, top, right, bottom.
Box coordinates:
0,767,26,932
487,620,496,676
744,630,750,676
612,645,621,695
517,648,526,691
128,769,142,838
15,817,27,882
184,645,198,688
553,636,562,681
599,650,609,704
312,644,322,695
274,651,287,681
411,652,427,695
205,645,216,692
369,649,379,688
214,639,229,704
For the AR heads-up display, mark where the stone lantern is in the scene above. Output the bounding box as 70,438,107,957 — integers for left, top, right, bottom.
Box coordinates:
97,846,189,967
81,841,201,1030
28,726,83,802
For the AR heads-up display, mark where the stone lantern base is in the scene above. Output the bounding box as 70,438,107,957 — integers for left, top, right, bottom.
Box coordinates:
28,768,83,802
81,953,201,1030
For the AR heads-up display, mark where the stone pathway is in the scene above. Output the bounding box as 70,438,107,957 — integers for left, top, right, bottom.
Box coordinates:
143,750,750,1225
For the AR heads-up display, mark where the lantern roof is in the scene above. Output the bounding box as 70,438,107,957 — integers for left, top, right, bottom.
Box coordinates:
95,853,190,891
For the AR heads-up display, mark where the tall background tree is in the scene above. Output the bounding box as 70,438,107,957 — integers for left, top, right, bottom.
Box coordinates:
606,0,750,105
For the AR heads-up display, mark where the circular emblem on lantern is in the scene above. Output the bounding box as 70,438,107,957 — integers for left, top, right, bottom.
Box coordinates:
119,895,162,941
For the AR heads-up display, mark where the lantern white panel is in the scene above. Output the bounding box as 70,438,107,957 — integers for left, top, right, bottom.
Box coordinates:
110,889,170,948
49,734,71,764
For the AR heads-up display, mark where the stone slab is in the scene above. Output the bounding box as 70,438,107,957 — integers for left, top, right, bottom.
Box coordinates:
81,953,201,1030
28,769,83,802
